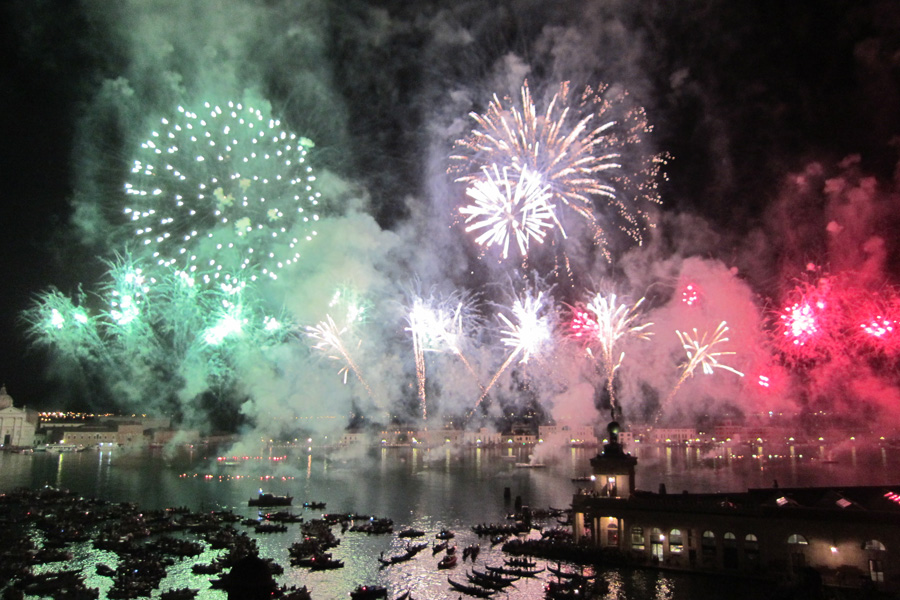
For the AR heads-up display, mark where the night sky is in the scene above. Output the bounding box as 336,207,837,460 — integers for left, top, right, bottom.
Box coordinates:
2,0,899,428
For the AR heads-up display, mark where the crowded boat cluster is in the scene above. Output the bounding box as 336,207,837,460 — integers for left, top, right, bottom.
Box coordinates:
0,484,608,600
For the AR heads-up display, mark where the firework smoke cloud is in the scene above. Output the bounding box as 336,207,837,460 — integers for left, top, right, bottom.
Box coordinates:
7,0,900,437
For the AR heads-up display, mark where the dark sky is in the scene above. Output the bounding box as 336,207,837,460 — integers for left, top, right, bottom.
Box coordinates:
2,0,900,411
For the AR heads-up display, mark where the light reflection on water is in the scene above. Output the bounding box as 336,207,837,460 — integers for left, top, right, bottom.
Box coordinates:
2,441,898,599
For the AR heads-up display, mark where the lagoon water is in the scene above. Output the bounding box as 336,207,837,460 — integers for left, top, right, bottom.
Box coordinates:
1,439,897,599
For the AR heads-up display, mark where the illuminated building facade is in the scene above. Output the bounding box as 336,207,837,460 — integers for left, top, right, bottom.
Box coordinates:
0,386,37,447
572,422,900,590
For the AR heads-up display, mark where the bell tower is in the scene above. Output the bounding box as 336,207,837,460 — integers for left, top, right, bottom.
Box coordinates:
588,421,637,499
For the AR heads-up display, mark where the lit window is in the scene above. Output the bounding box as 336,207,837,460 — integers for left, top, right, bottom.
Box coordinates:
631,526,645,550
669,529,683,553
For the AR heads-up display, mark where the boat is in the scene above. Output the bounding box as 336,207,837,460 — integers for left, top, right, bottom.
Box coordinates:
467,573,513,591
255,521,288,533
248,492,293,507
432,540,448,555
438,553,458,569
547,563,596,580
447,577,495,598
470,567,519,587
309,556,344,570
486,564,544,577
350,585,387,600
462,544,480,561
505,557,538,568
435,528,455,540
160,588,199,600
303,501,327,509
397,528,425,538
43,444,86,453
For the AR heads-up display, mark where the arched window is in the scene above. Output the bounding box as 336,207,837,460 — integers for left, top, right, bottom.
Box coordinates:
864,539,886,551
701,530,716,564
631,526,645,551
669,529,683,554
723,532,738,569
744,533,760,570
787,534,808,545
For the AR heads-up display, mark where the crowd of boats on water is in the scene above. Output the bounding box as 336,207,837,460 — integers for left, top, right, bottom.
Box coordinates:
0,485,606,600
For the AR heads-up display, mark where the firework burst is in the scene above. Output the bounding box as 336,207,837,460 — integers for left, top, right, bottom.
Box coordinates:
405,289,482,423
124,100,321,284
459,164,556,259
306,315,375,400
655,321,744,424
473,288,555,413
451,81,662,258
568,292,653,419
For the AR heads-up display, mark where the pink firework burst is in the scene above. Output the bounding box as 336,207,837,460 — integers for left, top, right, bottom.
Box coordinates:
781,299,825,346
567,307,599,343
681,283,701,307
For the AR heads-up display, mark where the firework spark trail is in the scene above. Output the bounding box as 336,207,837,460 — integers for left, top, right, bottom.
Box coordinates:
306,315,376,400
452,81,661,257
460,164,557,259
404,289,485,423
124,100,321,284
23,288,107,364
472,290,553,413
655,321,744,425
570,293,653,420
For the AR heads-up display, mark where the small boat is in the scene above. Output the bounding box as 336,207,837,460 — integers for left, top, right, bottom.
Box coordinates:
547,563,596,580
435,529,455,540
447,577,494,598
191,562,221,574
505,557,537,568
43,444,86,453
309,556,344,570
398,528,425,538
470,567,519,587
160,588,199,600
303,501,327,509
96,564,115,577
467,571,514,591
486,564,544,577
438,554,458,569
432,541,448,555
350,585,387,600
462,544,480,561
255,521,288,533
248,492,293,507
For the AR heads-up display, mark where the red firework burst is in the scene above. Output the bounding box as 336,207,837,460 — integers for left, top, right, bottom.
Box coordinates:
567,307,599,344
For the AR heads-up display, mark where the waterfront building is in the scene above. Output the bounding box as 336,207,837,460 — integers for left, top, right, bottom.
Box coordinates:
58,421,147,447
538,423,598,446
0,385,38,447
461,427,501,446
572,422,900,591
643,427,698,445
